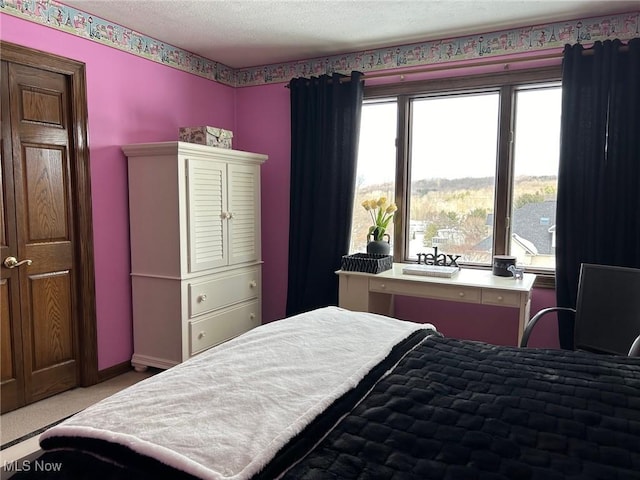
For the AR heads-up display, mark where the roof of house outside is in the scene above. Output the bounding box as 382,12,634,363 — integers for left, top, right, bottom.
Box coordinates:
512,200,556,255
476,200,556,255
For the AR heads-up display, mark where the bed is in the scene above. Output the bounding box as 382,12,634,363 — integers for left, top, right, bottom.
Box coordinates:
8,307,640,479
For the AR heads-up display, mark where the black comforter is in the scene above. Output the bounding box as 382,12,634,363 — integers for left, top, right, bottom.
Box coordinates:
282,336,640,479
9,335,640,480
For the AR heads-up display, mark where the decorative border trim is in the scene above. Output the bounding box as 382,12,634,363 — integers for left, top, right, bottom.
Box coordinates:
237,11,639,86
2,1,638,87
0,0,237,86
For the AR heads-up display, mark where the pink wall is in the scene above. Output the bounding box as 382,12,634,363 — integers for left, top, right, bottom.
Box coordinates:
1,14,236,369
235,84,291,324
2,13,561,373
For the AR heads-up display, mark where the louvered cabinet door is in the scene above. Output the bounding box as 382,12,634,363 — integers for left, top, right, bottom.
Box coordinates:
186,158,228,272
228,164,261,265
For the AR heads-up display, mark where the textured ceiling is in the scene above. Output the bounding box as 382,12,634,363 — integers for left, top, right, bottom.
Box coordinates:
60,0,639,68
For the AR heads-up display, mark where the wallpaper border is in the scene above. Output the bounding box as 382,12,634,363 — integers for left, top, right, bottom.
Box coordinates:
236,11,639,87
0,0,237,86
2,1,638,88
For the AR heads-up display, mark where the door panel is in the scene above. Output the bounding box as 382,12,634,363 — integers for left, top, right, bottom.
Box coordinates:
0,274,23,410
1,283,14,378
23,146,69,241
187,157,227,272
30,272,74,370
228,164,260,265
21,87,64,126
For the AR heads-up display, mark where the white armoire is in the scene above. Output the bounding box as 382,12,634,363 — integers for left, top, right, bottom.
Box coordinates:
123,141,267,371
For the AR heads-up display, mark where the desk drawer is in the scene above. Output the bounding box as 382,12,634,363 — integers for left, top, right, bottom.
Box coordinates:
481,289,521,307
189,267,260,317
369,278,481,303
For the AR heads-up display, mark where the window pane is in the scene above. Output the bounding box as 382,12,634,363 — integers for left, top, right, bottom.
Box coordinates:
409,93,499,264
510,86,561,270
349,100,397,254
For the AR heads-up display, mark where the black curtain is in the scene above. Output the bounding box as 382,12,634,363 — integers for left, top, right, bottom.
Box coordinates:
556,38,640,349
286,71,364,316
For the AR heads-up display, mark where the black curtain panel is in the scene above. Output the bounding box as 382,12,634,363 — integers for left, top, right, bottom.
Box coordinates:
556,38,640,349
286,71,364,316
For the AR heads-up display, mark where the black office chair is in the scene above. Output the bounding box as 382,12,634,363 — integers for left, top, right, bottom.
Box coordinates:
520,263,640,357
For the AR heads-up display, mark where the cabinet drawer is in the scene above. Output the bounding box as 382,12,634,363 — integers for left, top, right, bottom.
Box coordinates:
189,300,261,355
369,278,480,303
481,289,521,307
189,268,260,317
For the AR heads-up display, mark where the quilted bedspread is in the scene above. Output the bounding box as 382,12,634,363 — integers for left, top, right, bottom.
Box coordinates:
281,335,640,480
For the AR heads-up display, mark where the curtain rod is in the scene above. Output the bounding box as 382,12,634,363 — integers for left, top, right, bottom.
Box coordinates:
581,44,630,55
361,51,563,81
343,43,630,80
284,44,630,87
284,76,363,88
362,43,631,78
284,51,562,88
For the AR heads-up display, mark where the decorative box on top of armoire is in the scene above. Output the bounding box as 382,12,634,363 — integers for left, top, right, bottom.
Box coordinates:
123,141,267,371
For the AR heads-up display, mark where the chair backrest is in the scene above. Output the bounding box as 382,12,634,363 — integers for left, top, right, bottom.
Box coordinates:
575,263,640,355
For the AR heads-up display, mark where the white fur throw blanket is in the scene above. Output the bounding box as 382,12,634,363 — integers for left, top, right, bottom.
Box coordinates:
41,307,433,479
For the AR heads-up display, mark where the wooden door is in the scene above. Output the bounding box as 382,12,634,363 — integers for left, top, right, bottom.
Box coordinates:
1,42,97,414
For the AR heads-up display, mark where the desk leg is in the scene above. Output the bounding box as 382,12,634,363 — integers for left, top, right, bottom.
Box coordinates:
517,292,532,346
338,275,370,312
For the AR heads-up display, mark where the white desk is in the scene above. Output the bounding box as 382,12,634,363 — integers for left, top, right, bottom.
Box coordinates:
337,264,536,345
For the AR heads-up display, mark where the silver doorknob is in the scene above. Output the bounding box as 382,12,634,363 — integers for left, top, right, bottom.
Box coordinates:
3,256,32,269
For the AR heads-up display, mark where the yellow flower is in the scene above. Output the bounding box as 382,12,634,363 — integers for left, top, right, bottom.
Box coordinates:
362,197,398,241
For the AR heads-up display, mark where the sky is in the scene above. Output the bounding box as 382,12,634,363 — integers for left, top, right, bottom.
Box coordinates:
356,86,562,186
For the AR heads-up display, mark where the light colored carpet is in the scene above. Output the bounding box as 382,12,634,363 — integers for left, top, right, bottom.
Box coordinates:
1,369,156,447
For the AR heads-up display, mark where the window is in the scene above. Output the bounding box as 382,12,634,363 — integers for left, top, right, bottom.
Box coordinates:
349,66,562,275
510,86,561,269
350,101,397,253
409,92,499,264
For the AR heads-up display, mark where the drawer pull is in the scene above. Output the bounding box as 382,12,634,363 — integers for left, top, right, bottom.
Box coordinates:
458,292,465,297
380,283,386,289
198,331,206,339
249,280,257,288
250,313,256,320
198,294,207,302
497,295,503,301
